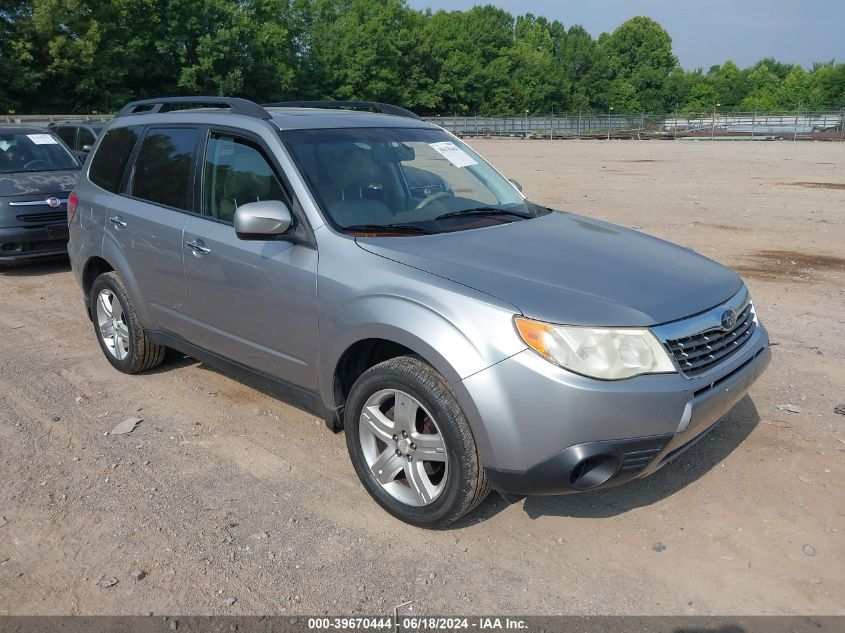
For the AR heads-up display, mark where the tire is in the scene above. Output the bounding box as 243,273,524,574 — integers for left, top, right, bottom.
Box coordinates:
90,271,166,374
345,356,490,528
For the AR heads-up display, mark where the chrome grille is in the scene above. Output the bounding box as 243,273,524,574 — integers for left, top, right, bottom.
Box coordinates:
665,303,756,377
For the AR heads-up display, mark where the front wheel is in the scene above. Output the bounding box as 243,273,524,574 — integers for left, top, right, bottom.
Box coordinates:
345,356,490,528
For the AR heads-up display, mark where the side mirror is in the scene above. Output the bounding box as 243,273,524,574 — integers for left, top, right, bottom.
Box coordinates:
509,179,523,193
234,200,293,240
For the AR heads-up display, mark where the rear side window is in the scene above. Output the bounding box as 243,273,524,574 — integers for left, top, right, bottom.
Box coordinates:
55,126,76,148
131,128,197,211
79,127,96,147
89,126,142,193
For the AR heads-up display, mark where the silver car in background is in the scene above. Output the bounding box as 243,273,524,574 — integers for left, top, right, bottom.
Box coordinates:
67,97,771,527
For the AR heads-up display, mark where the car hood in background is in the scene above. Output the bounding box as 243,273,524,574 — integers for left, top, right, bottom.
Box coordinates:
356,211,743,327
0,169,78,197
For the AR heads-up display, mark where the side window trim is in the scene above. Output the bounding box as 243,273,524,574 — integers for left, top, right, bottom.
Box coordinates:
124,125,201,213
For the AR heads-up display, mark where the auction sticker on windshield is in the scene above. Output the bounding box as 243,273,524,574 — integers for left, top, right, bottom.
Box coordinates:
27,134,59,145
429,141,477,168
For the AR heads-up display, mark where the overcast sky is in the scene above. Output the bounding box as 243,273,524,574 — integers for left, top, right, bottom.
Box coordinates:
406,0,845,70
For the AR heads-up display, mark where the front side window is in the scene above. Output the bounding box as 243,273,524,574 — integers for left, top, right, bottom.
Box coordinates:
201,133,287,223
0,131,78,174
89,126,142,193
281,127,547,235
131,128,197,210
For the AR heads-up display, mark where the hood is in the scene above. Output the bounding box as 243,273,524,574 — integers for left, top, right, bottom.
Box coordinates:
356,212,743,327
0,169,78,197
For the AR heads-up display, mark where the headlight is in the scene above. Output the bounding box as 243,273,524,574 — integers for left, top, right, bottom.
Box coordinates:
514,317,677,380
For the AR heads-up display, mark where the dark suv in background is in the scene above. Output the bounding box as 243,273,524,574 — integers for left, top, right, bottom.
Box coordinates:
49,121,104,163
0,126,80,264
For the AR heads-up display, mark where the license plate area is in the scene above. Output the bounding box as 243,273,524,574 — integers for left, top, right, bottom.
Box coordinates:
46,223,69,240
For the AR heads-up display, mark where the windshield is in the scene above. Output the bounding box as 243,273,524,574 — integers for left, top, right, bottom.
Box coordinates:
0,132,79,174
282,127,548,235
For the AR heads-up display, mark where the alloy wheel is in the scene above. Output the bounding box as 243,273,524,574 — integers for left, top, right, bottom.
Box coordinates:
95,288,130,361
358,388,448,507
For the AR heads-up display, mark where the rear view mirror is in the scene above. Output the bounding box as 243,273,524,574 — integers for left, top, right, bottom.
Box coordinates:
234,200,293,240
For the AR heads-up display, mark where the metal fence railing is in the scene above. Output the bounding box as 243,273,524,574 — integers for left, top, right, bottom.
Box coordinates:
6,110,844,141
424,110,845,141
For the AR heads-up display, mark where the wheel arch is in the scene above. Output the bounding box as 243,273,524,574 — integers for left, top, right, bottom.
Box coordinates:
81,244,152,326
320,296,503,466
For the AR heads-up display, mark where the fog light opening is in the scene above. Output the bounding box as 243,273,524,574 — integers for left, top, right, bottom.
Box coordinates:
569,455,618,490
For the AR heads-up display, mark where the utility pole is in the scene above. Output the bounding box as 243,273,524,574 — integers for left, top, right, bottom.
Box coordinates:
752,103,757,140
607,106,614,141
711,102,720,140
839,109,845,141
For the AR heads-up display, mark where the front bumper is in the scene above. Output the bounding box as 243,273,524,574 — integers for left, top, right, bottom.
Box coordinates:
456,324,771,497
0,224,69,264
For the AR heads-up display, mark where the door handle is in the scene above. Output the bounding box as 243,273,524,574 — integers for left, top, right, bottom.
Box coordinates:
109,216,127,229
185,240,211,255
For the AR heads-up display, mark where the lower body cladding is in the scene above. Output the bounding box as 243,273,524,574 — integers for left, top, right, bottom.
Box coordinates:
456,325,771,499
0,224,69,264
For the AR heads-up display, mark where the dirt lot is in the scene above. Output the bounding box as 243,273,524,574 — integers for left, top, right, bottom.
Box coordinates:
1,139,843,616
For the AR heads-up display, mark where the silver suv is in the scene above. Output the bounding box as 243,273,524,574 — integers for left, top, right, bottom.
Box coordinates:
68,97,771,527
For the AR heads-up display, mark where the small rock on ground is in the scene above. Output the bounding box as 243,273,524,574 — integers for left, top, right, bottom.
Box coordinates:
803,544,817,557
651,542,667,552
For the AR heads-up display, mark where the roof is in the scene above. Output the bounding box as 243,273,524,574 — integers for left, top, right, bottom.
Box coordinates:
265,107,436,130
0,126,51,134
110,99,438,131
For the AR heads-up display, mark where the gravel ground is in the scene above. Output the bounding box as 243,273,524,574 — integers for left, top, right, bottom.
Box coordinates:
0,139,843,616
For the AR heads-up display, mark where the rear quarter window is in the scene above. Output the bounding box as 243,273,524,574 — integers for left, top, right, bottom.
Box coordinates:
88,126,142,193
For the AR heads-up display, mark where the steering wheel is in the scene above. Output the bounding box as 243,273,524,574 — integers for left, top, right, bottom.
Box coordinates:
23,159,49,170
415,191,453,210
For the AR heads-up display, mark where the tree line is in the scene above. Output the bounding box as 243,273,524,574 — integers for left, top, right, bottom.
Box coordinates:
2,0,844,115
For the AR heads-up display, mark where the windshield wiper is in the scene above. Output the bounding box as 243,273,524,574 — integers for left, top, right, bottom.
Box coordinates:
435,207,532,221
342,223,432,235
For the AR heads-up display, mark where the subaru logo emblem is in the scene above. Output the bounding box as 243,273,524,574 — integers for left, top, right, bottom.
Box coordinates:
720,309,737,331
46,196,60,208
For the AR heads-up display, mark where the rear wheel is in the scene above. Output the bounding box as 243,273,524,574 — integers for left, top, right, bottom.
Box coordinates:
91,272,166,374
345,356,490,528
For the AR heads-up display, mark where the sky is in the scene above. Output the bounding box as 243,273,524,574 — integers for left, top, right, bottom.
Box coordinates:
405,0,845,70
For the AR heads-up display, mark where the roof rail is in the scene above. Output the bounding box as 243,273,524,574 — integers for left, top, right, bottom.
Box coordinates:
116,97,272,120
263,100,421,120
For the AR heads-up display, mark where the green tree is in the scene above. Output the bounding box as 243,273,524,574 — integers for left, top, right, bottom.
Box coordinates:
557,25,611,111
0,0,43,112
740,62,781,111
602,16,678,112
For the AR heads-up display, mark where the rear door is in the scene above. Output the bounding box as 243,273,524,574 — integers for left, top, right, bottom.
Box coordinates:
106,126,199,337
181,129,318,388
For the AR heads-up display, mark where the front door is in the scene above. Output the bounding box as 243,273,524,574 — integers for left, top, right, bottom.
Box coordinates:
181,130,318,390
